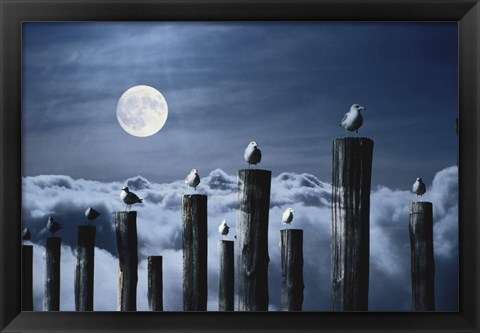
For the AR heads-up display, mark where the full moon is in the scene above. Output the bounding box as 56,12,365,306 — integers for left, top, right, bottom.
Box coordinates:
116,85,168,137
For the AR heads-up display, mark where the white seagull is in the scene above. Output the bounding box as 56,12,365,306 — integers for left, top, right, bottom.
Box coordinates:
85,207,101,223
282,208,295,228
218,219,230,237
412,178,426,198
185,169,201,191
22,227,31,241
120,187,143,211
244,141,262,167
341,104,366,134
46,216,63,235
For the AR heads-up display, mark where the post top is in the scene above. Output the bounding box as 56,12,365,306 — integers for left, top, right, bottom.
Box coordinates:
148,255,163,260
118,210,137,215
410,201,433,213
238,169,272,174
280,228,304,234
218,239,235,244
334,137,373,143
182,193,207,199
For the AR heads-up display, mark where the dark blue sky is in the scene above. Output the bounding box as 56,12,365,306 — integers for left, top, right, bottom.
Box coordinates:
22,22,457,189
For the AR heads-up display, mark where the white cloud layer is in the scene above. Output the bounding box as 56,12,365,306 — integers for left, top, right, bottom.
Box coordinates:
22,166,458,311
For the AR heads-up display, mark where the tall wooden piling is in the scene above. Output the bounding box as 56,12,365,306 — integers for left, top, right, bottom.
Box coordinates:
218,240,234,311
148,256,163,311
43,237,61,311
75,225,96,311
331,137,374,311
280,229,304,311
115,211,138,311
182,194,208,311
22,245,33,311
237,169,271,311
409,202,435,311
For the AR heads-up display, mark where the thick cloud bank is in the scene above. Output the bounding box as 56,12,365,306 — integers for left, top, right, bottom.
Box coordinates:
22,166,458,311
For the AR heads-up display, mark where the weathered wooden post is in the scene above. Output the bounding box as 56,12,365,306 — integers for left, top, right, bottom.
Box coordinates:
409,202,435,311
116,211,138,311
280,229,304,311
43,237,61,311
218,240,234,311
22,245,33,311
182,194,208,311
75,225,96,311
237,169,271,311
331,137,374,311
148,255,163,311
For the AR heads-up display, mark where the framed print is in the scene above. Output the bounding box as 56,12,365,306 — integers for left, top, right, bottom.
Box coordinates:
1,0,479,332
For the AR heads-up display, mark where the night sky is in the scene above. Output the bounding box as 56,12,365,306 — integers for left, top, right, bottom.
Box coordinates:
22,22,458,311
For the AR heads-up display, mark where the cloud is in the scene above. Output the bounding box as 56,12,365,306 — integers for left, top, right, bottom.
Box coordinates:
22,166,458,311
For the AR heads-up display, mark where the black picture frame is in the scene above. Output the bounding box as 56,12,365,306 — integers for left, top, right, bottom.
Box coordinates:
1,0,479,332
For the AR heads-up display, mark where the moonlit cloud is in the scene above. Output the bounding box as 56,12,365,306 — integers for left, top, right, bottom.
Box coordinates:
23,166,457,311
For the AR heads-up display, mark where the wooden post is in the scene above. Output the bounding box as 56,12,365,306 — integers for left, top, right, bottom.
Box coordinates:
43,237,61,311
280,229,304,311
182,194,208,311
148,256,163,311
22,245,33,311
331,137,373,311
237,169,271,311
75,225,96,311
115,211,138,311
218,240,234,311
409,202,435,311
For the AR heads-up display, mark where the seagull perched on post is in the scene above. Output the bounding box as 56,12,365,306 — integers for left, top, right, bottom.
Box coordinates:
120,187,142,211
282,208,295,229
412,178,426,198
218,219,230,237
85,207,101,223
46,216,63,236
244,141,262,167
22,227,31,241
340,104,366,134
185,169,200,191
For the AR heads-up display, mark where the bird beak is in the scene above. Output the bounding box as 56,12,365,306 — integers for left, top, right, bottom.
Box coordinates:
360,106,366,110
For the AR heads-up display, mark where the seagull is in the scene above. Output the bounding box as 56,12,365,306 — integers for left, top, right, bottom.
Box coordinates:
22,227,31,241
244,141,262,167
282,208,295,229
218,219,230,237
185,169,200,191
46,216,63,236
340,104,366,134
412,178,426,198
120,187,143,211
85,207,101,223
